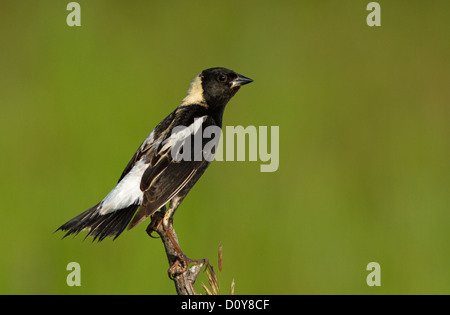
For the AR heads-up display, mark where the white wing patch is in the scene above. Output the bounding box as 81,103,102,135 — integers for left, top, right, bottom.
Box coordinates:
160,116,207,152
98,159,148,215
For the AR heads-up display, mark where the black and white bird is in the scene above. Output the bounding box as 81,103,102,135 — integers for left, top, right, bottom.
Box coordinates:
57,67,253,242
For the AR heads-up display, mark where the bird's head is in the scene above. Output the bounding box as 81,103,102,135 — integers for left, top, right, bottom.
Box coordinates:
181,67,253,109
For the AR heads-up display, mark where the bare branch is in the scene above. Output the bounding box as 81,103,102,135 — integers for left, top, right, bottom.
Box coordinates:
147,211,206,295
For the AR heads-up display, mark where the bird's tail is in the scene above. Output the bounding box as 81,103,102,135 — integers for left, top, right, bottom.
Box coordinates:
56,203,139,242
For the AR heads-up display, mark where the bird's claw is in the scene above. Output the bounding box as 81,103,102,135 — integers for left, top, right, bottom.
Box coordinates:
167,255,210,280
145,211,165,238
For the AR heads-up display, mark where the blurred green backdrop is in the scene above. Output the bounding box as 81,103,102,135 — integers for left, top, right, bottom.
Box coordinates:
1,0,449,294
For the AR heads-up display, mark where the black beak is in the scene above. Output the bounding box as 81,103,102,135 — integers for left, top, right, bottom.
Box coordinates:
231,74,254,87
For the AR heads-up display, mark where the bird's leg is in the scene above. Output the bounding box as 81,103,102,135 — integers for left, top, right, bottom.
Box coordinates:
146,202,211,279
161,201,211,279
162,220,210,279
145,205,166,238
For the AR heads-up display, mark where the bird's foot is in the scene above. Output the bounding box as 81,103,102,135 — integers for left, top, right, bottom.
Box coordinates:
146,211,165,238
168,255,212,280
145,207,213,280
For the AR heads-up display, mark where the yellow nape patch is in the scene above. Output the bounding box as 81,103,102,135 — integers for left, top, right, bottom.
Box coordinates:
181,75,206,106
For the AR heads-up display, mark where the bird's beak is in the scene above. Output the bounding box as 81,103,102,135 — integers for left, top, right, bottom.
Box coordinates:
231,74,254,88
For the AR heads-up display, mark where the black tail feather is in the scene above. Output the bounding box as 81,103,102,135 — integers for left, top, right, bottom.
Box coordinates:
56,203,139,242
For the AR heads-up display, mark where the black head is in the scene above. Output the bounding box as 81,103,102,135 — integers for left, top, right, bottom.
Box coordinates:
200,67,253,108
181,67,253,110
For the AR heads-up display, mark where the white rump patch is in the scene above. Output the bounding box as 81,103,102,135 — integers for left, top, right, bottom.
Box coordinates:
98,159,148,215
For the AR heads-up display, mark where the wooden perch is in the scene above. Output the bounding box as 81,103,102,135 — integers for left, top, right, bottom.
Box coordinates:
146,210,208,295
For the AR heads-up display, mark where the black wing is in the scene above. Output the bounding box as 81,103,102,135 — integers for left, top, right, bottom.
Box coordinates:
128,108,216,228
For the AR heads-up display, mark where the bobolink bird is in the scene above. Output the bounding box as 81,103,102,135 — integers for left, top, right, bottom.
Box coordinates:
57,67,253,242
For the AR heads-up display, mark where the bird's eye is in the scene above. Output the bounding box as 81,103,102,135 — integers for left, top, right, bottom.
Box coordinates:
218,74,227,82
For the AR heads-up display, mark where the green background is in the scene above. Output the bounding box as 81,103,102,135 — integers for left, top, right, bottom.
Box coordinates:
1,1,449,294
